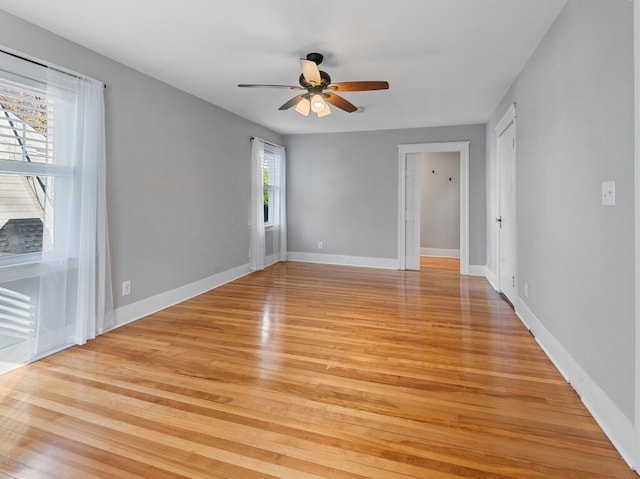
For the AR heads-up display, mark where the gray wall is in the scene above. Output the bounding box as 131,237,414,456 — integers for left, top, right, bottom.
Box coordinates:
0,10,283,308
420,152,460,250
285,125,486,265
284,125,486,265
486,0,634,419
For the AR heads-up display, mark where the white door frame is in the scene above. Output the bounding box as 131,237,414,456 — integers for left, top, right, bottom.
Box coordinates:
398,141,470,274
495,104,517,303
634,0,640,468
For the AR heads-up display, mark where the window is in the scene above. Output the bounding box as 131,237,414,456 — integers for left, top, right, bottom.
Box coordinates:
0,77,52,264
0,50,111,375
262,146,277,226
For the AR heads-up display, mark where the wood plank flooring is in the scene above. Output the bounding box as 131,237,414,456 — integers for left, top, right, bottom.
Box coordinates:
0,258,636,478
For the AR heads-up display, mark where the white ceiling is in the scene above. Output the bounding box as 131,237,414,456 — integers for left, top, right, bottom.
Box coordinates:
0,0,566,135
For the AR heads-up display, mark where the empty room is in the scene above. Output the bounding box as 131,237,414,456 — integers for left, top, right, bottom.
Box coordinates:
0,1,638,477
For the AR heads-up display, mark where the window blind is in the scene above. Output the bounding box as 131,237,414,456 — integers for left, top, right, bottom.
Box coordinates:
0,79,50,166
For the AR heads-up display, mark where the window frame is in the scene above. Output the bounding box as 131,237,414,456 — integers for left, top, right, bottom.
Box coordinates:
262,147,278,228
0,60,71,269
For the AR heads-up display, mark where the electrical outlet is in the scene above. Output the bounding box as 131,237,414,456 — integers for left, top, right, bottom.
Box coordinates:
318,241,323,250
122,280,131,296
524,282,529,298
602,180,615,206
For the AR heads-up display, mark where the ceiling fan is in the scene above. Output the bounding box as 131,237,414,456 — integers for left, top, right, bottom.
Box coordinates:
238,53,389,117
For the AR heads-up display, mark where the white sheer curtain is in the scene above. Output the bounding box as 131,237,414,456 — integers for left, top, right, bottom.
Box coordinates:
272,146,287,262
249,138,286,271
36,68,112,355
249,138,266,271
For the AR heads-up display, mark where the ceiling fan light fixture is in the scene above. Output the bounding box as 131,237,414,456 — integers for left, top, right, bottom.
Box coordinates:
317,102,331,117
239,52,389,118
295,97,311,116
310,93,326,113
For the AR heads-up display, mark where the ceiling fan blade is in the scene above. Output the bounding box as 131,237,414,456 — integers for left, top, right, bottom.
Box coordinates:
327,81,389,92
324,93,358,113
278,94,307,110
238,84,304,90
300,59,321,86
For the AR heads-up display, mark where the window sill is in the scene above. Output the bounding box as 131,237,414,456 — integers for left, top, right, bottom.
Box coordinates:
0,252,41,269
0,256,43,282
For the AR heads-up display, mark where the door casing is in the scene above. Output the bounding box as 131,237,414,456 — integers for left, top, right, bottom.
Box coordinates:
398,141,470,274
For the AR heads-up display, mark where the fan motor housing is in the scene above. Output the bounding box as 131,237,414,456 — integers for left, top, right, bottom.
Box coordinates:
299,70,331,89
306,52,324,65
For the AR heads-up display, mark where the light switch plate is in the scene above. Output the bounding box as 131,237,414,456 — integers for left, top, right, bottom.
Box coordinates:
602,181,615,206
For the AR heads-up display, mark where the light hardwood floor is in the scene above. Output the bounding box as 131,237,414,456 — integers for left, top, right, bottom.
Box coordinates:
0,258,636,478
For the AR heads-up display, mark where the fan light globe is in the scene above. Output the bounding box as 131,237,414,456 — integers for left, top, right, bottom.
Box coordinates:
295,98,311,116
317,103,331,117
311,94,326,113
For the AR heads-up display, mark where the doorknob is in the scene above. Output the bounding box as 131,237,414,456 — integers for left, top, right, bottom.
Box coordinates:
496,216,502,228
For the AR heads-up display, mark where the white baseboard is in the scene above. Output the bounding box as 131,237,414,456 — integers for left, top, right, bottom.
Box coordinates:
288,252,486,277
484,267,499,291
287,252,398,270
467,264,486,277
482,267,637,470
420,247,460,258
516,300,637,471
109,263,252,332
265,254,278,267
265,253,288,267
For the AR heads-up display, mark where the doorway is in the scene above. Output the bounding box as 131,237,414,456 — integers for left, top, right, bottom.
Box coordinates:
397,142,470,274
420,152,461,259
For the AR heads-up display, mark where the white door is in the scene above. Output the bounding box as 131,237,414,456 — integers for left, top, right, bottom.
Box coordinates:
497,120,517,304
405,153,422,270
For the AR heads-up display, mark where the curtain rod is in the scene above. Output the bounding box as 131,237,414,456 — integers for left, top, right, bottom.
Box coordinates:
251,136,284,149
0,48,107,88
